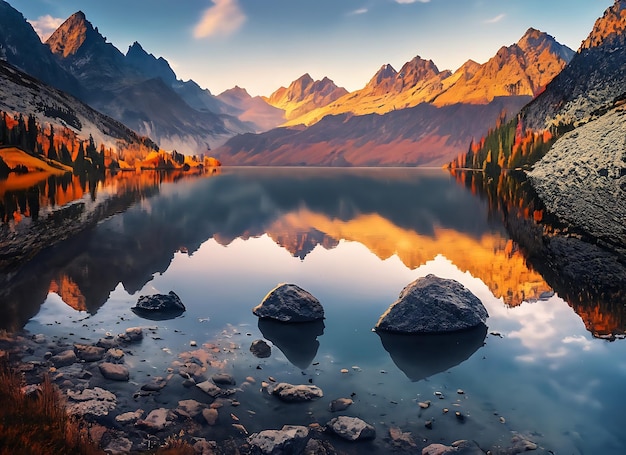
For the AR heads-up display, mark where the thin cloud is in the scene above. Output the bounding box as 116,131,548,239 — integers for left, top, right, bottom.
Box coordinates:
28,15,64,42
484,13,506,24
348,8,369,15
194,0,246,39
395,0,430,4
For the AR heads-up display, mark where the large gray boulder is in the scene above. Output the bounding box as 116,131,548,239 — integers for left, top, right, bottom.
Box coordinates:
375,275,488,334
131,291,185,320
253,284,324,322
248,425,310,455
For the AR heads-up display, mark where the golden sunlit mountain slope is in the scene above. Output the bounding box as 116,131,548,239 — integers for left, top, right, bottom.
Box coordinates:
265,74,348,121
266,208,551,306
284,28,573,127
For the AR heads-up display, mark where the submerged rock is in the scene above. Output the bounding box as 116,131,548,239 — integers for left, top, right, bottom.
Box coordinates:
131,291,186,320
422,440,484,454
270,383,323,402
135,408,173,432
74,344,105,362
99,362,130,381
51,349,77,367
375,274,488,333
248,425,310,455
253,284,324,322
329,398,353,412
326,416,376,441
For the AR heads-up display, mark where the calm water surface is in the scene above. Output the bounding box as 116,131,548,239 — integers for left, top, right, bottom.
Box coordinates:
2,167,626,453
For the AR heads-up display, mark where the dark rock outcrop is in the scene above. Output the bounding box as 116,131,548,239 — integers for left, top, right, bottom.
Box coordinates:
131,291,185,320
253,284,324,322
375,274,488,333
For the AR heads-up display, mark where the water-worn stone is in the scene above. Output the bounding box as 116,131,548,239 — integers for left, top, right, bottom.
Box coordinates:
422,440,484,455
196,380,224,397
326,416,376,441
212,373,236,385
248,425,310,455
99,362,130,381
135,408,172,432
104,348,125,364
131,291,186,319
175,399,206,418
203,408,219,425
375,274,488,333
250,339,272,358
253,284,324,322
102,437,133,455
329,398,353,412
66,387,117,417
118,327,143,343
74,344,105,362
51,349,77,367
389,427,417,450
115,409,144,424
271,383,323,402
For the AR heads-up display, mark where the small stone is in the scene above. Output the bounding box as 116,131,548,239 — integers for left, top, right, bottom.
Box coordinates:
425,420,433,429
232,423,248,435
499,416,506,424
196,380,223,397
212,373,236,385
326,416,376,441
246,376,256,384
99,363,129,381
329,398,353,412
190,340,197,347
389,427,417,449
74,344,105,362
442,408,449,414
340,368,349,374
457,389,465,395
136,408,172,432
250,339,272,358
51,350,77,367
419,401,431,409
455,411,464,421
271,383,323,402
202,408,219,425
175,399,206,418
116,409,144,424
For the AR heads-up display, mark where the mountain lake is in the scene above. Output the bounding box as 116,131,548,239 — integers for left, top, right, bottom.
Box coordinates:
1,167,625,454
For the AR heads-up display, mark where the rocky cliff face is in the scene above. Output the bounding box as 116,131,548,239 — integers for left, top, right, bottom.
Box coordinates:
523,1,626,263
522,0,626,130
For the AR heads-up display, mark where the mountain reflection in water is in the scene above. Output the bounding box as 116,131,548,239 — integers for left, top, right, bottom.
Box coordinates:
258,319,325,370
1,167,624,341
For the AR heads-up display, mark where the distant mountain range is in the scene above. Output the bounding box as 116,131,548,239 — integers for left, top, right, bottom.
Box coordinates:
214,28,574,166
0,3,286,155
1,0,622,169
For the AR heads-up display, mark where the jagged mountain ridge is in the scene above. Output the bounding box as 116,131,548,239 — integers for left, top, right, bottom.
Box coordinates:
216,28,571,166
285,28,573,127
215,96,530,166
265,73,348,121
44,11,257,153
216,86,285,133
0,1,79,96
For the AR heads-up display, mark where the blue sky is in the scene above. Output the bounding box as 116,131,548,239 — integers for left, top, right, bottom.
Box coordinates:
8,0,612,97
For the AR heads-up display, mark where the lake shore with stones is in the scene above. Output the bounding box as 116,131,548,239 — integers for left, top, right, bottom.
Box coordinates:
0,325,541,455
0,278,543,454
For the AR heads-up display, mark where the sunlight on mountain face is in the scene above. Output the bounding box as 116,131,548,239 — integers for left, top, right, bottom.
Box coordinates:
267,208,551,306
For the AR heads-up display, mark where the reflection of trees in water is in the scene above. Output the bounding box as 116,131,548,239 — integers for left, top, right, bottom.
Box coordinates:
452,169,626,339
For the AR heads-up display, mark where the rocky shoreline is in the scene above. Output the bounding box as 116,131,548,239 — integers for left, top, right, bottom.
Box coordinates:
0,325,544,455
